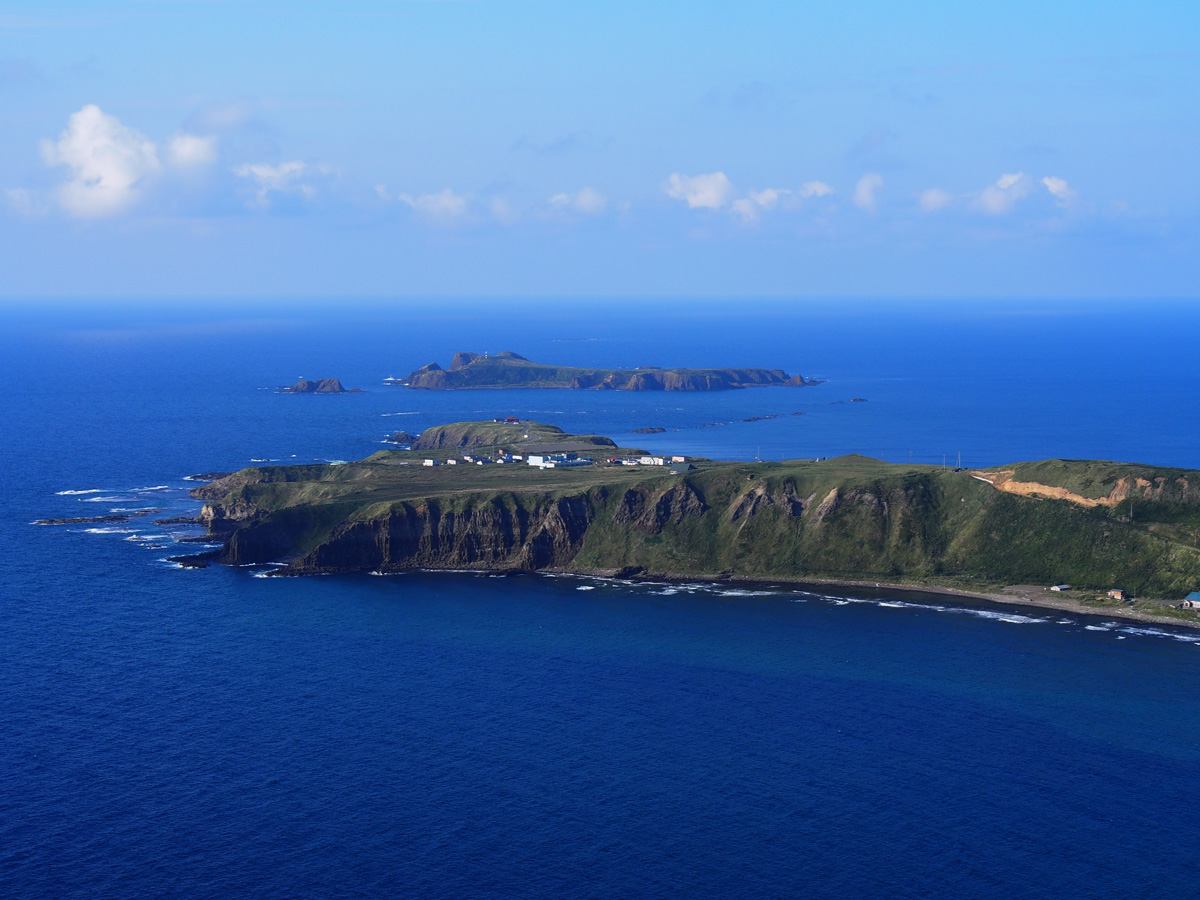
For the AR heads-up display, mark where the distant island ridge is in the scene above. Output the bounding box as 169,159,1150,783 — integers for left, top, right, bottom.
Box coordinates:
178,419,1200,627
401,351,820,391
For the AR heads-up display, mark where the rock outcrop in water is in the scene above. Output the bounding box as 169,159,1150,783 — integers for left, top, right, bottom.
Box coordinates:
279,378,363,394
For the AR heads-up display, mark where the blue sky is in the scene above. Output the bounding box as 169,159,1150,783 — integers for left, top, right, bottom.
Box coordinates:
2,1,1198,298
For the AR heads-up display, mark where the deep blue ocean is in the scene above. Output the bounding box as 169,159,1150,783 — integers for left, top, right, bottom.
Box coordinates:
3,298,1200,899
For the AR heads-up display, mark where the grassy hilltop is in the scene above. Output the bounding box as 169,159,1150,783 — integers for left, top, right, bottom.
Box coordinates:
188,422,1200,604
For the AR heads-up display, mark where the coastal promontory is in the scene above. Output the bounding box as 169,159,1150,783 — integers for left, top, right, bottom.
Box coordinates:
184,422,1200,619
402,351,819,391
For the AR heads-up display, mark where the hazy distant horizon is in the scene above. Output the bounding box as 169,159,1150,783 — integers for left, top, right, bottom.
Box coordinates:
3,2,1198,300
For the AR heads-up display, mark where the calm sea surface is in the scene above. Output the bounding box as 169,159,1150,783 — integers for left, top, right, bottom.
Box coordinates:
2,298,1199,898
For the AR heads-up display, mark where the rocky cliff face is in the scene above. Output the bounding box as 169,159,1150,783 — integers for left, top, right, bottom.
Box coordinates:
287,494,596,573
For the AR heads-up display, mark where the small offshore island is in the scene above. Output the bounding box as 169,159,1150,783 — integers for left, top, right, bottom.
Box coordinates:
279,378,363,394
182,420,1200,626
401,351,820,391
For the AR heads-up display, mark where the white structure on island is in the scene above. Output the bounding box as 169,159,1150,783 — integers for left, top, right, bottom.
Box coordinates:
527,453,592,469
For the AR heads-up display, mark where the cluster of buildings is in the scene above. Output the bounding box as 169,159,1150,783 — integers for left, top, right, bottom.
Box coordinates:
422,451,591,469
420,450,696,472
608,455,687,467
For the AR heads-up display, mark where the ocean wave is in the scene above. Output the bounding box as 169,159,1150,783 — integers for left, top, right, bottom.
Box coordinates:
84,526,140,535
1113,625,1200,644
947,608,1046,624
575,585,596,591
126,533,170,542
83,495,131,503
129,485,171,492
55,488,106,495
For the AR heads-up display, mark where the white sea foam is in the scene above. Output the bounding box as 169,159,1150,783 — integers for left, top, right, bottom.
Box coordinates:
55,488,106,495
715,588,777,598
83,495,130,502
84,526,139,535
1114,625,1200,644
949,609,1046,625
130,485,171,492
576,585,596,591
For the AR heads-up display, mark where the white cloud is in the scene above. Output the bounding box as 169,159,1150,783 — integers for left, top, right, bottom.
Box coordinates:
665,171,734,209
800,180,834,198
234,161,316,208
853,173,883,212
398,188,470,224
40,104,160,217
977,172,1032,215
918,188,954,212
730,187,788,224
167,133,217,169
549,186,608,215
1042,175,1077,206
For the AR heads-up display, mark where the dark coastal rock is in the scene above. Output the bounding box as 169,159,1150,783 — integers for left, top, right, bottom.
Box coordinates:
35,514,132,526
386,431,418,444
184,472,232,482
167,553,214,568
633,427,667,434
